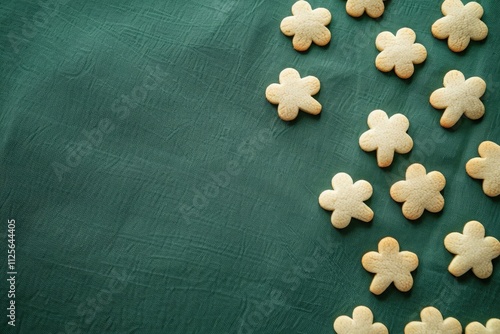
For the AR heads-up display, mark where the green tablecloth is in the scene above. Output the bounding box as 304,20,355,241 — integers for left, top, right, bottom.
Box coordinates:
1,0,499,333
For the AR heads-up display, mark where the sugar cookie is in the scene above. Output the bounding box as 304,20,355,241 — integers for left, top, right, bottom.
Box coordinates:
334,306,388,334
405,306,462,334
280,1,331,51
362,237,419,295
430,70,486,128
444,220,500,279
359,110,413,168
318,173,373,229
466,319,500,334
375,27,427,79
265,68,321,121
345,0,386,18
432,0,488,52
466,141,500,197
390,163,446,220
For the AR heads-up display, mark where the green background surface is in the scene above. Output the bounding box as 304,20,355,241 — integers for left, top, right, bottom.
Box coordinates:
1,0,499,333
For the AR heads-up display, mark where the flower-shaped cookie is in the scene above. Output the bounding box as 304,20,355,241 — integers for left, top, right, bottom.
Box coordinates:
334,306,388,334
444,220,500,279
466,141,500,197
405,306,462,334
375,27,427,79
466,319,500,334
390,163,446,220
265,68,321,121
280,1,331,51
432,0,488,52
345,0,386,18
359,110,413,168
362,237,419,295
430,70,486,128
318,173,373,229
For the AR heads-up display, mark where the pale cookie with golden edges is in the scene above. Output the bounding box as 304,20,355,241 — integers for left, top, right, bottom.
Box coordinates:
375,27,427,79
359,110,413,168
432,0,488,52
405,306,462,334
390,163,446,220
444,220,500,279
466,319,500,334
430,70,486,128
345,0,386,18
280,0,331,51
265,68,321,121
362,237,418,295
319,173,373,229
334,306,388,334
466,141,500,197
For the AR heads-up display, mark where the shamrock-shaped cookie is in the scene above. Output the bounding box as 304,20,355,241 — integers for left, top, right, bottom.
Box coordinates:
318,173,373,229
334,306,388,334
362,237,419,295
444,220,500,279
405,306,462,334
280,1,331,51
345,0,386,18
390,163,446,220
466,141,500,197
466,319,500,334
359,110,413,167
265,68,321,121
432,0,488,52
430,70,486,128
375,27,427,79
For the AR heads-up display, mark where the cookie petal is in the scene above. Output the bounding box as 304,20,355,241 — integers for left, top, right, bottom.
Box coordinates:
394,62,415,80
390,180,410,203
471,260,493,279
432,17,452,39
277,102,299,121
359,130,378,152
331,210,352,229
462,97,485,120
312,7,332,25
332,172,354,188
411,43,427,64
464,77,486,98
464,1,484,19
397,27,416,44
346,0,367,17
375,52,395,72
301,76,321,95
424,193,445,213
444,232,465,254
469,20,488,41
298,95,322,115
447,33,471,52
280,16,298,36
265,84,283,104
292,0,312,15
311,26,331,46
365,0,385,18
440,105,464,128
442,0,463,16
444,70,465,87
353,180,373,201
402,200,425,220
375,31,395,51
319,189,337,211
393,272,414,292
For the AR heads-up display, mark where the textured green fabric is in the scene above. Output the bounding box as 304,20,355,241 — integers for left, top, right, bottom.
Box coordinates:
1,0,499,333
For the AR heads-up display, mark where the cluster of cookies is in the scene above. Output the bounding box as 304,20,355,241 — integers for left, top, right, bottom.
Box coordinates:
264,0,499,331
334,306,499,334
